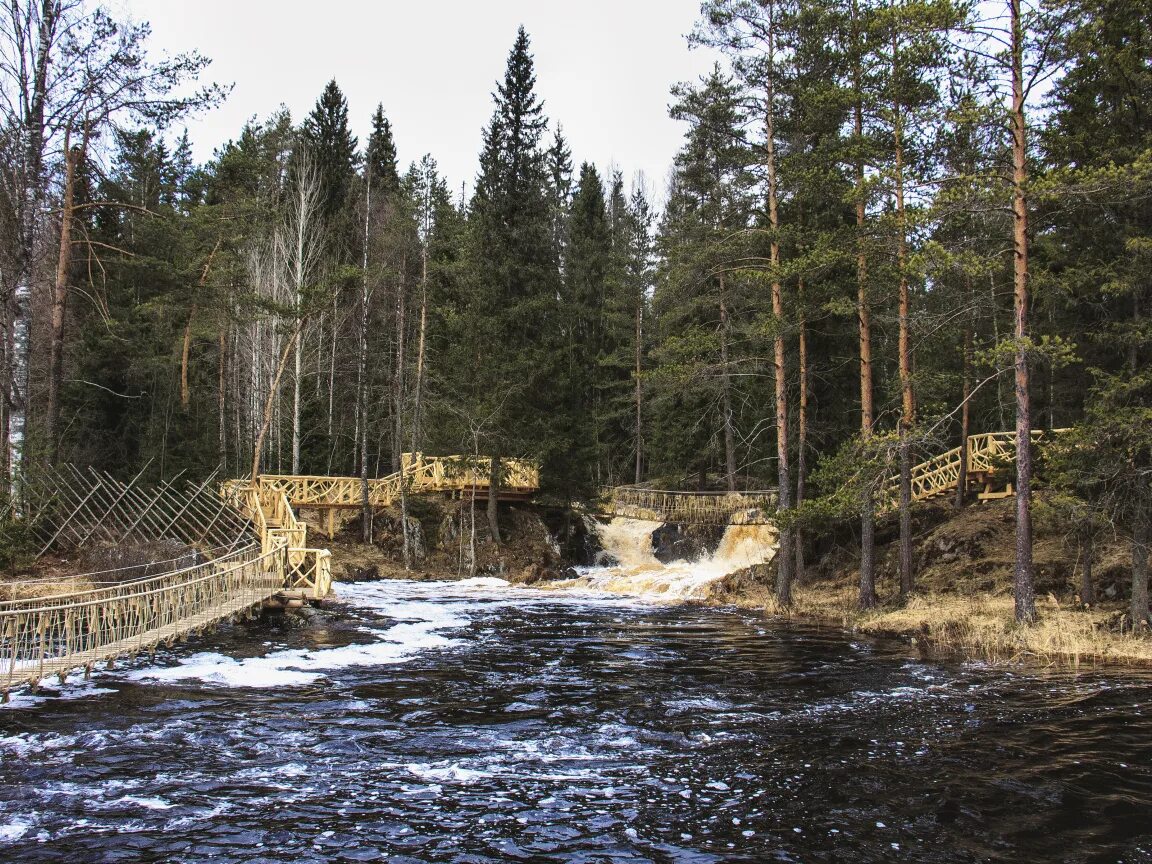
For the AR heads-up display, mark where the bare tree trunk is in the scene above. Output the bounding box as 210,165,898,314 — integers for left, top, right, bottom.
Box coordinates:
893,55,915,598
853,0,877,611
635,280,644,485
292,325,302,474
718,275,737,493
8,1,59,489
763,6,794,606
46,135,79,463
360,174,373,542
218,326,227,470
487,455,502,546
180,305,197,410
956,278,973,508
1011,0,1036,624
327,293,336,450
1132,506,1150,630
252,326,301,480
796,281,809,580
393,256,410,566
410,246,428,455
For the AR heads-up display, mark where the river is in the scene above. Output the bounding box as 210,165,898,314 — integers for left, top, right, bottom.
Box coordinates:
2,539,1152,862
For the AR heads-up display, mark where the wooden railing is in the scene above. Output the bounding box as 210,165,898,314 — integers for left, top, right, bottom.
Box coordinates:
607,487,778,525
879,428,1067,510
246,454,540,513
607,430,1066,526
0,543,286,695
0,472,340,698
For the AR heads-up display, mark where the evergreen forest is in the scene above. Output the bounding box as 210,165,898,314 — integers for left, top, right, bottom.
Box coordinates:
1,0,1150,624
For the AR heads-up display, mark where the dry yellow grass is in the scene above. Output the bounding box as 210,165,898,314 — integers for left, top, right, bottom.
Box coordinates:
0,575,96,602
764,583,1152,667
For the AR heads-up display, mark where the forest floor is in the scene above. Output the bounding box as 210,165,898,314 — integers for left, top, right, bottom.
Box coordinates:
708,496,1152,667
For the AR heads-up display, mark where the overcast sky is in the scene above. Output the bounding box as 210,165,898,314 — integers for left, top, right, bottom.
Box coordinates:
112,0,721,205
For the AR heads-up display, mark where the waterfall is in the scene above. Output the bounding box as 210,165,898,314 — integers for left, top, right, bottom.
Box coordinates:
562,517,778,601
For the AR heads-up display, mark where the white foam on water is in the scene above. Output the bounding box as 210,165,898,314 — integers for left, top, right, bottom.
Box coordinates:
558,517,779,601
406,762,494,784
455,576,513,589
114,796,175,811
0,680,117,711
0,820,31,842
125,585,472,689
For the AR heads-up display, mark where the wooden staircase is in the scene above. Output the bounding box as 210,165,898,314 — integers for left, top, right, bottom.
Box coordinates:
880,429,1067,511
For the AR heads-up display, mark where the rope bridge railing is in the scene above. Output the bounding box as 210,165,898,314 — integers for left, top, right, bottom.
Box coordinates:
0,542,285,697
0,473,335,698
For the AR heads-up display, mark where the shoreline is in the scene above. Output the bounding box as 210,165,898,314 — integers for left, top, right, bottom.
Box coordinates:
706,574,1152,669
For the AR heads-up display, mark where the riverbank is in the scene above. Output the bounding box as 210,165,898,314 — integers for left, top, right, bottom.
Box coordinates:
708,498,1152,666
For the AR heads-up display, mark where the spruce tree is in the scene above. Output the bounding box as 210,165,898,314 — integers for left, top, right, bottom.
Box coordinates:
366,105,401,195
463,26,561,539
301,79,359,230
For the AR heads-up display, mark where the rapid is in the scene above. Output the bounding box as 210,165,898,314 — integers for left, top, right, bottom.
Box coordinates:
1,519,1151,862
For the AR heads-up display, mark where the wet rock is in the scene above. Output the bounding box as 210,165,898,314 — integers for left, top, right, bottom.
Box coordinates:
343,564,380,582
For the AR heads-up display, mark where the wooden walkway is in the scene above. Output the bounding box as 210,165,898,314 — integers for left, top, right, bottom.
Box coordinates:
877,429,1067,511
605,430,1066,526
232,454,541,538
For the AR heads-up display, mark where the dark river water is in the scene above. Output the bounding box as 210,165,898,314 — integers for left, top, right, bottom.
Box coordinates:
1,578,1151,863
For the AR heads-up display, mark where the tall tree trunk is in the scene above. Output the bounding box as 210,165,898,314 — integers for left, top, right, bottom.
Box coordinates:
394,258,409,565
1132,505,1150,630
218,326,227,470
892,48,915,598
634,279,644,485
180,241,220,415
796,281,809,580
46,135,79,464
852,0,877,610
8,1,59,489
718,275,737,493
956,277,973,508
763,6,794,605
252,326,301,480
487,455,502,546
180,305,197,410
1010,0,1036,624
291,327,301,474
327,294,336,455
359,175,373,542
410,246,428,456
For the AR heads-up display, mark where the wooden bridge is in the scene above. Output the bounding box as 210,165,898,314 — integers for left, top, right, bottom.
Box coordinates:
1,477,332,699
1,454,539,697
605,487,779,526
605,429,1065,526
229,454,541,538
